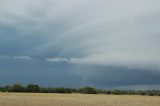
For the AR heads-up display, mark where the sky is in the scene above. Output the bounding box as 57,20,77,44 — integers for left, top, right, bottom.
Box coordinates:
0,0,160,90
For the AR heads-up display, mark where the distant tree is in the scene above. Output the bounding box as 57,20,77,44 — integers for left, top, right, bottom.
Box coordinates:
111,90,124,95
0,85,12,92
54,87,72,93
11,83,25,92
105,90,112,94
0,87,6,92
1,83,160,96
25,84,41,93
79,87,97,94
41,87,49,93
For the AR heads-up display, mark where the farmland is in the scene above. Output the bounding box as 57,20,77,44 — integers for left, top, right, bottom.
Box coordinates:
0,93,160,106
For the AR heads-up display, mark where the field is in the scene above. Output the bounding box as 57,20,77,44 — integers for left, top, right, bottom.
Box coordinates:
0,93,160,106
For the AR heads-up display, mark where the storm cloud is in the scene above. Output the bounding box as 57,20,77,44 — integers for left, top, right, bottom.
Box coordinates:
0,0,160,89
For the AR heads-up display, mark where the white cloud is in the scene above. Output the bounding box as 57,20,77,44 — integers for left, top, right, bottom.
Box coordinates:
69,52,160,70
47,51,160,70
12,56,33,60
46,57,68,62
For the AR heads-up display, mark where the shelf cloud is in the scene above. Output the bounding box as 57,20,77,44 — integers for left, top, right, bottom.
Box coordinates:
0,0,160,89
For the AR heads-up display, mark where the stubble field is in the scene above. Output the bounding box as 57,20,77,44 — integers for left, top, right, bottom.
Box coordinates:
0,93,160,106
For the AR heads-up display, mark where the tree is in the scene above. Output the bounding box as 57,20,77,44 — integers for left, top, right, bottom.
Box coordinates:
25,84,41,93
79,87,98,94
11,83,25,92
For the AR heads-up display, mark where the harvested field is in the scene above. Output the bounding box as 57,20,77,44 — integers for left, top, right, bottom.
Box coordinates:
0,93,160,106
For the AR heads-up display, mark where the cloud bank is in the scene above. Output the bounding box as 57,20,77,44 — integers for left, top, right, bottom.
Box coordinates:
0,0,160,89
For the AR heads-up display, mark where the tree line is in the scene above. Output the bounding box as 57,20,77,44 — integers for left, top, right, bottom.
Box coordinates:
0,83,160,96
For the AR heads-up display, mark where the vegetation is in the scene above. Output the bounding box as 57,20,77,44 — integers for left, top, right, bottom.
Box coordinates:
0,83,160,96
79,86,98,94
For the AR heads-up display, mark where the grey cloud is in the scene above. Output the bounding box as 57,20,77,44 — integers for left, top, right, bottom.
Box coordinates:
0,55,32,60
0,0,160,89
71,65,160,88
115,85,160,90
0,59,83,87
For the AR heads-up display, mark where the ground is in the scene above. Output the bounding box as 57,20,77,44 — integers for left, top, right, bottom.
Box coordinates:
0,93,160,106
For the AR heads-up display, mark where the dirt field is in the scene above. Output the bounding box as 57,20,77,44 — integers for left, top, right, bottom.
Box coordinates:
0,93,160,106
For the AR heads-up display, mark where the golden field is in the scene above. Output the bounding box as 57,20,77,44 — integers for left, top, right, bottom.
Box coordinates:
0,93,160,106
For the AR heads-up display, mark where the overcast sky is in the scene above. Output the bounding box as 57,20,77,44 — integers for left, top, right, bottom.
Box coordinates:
0,0,160,90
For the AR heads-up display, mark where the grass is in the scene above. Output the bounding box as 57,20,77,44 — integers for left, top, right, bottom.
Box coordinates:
0,93,160,106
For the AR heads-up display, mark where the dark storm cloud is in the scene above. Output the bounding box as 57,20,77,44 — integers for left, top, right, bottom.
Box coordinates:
71,65,160,88
0,58,83,87
0,0,160,89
